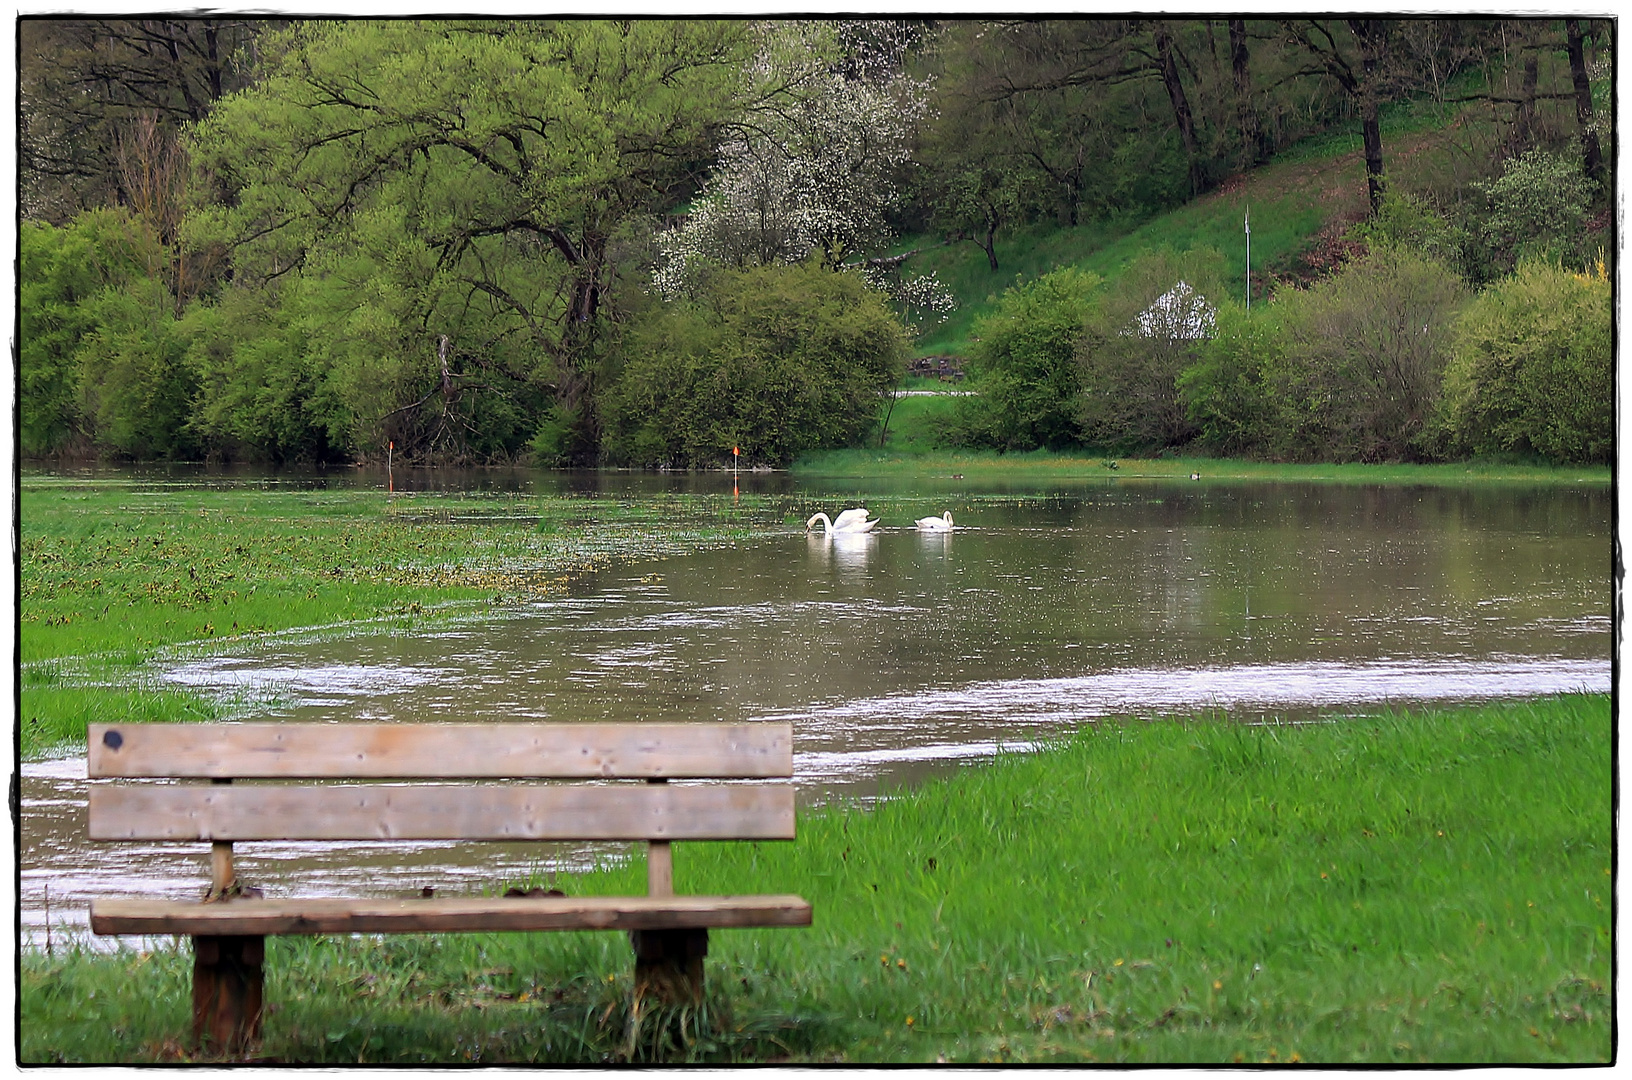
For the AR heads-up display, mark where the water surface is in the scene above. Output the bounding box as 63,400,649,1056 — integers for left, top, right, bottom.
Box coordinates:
22,477,1610,946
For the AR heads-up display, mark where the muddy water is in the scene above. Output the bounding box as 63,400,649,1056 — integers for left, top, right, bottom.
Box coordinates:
22,480,1611,946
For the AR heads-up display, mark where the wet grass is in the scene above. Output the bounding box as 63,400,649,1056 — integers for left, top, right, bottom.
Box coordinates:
797,449,1610,487
18,477,806,756
21,694,1610,1064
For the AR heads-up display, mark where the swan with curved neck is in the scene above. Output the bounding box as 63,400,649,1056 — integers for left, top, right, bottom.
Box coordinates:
806,508,878,533
915,511,954,531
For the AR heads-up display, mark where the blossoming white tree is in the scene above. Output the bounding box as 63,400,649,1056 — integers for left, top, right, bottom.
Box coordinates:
655,21,954,325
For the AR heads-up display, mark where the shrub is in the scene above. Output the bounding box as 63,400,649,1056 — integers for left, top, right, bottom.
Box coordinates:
1076,247,1227,452
1266,246,1467,462
600,261,908,467
182,284,340,463
18,209,165,456
1178,302,1286,458
1473,149,1598,276
75,281,199,459
1350,187,1467,275
951,266,1101,450
1438,259,1612,464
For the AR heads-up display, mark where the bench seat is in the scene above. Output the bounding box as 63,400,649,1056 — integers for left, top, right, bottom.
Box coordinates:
86,720,810,1052
91,893,814,937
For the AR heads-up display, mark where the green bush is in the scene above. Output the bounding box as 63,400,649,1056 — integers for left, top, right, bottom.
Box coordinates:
1473,149,1598,276
18,209,167,456
1350,187,1468,275
75,281,199,460
1177,302,1286,458
182,284,341,463
599,262,908,467
1075,246,1227,452
951,266,1101,450
1438,259,1612,464
1264,246,1468,462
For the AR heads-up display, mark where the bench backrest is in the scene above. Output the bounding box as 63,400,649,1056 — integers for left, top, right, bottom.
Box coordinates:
88,722,795,894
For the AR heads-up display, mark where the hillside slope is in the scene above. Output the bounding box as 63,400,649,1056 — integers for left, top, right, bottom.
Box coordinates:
906,97,1503,361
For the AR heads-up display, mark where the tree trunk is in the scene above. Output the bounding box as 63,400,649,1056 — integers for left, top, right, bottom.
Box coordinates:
1348,19,1389,215
981,213,1000,271
1566,19,1603,182
1511,42,1539,152
1229,19,1265,166
1155,23,1202,197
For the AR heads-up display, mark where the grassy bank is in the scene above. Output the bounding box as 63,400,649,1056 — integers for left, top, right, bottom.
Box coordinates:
22,694,1611,1064
799,448,1611,487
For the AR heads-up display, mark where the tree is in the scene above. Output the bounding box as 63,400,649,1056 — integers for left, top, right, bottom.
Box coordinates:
1565,19,1605,182
19,18,271,220
1076,247,1227,451
186,19,758,463
1228,19,1269,167
1149,22,1203,197
1474,148,1597,274
653,21,933,295
1280,19,1397,215
953,267,1101,451
600,261,908,467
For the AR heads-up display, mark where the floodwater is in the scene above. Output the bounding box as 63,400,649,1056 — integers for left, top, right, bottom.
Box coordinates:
21,475,1612,947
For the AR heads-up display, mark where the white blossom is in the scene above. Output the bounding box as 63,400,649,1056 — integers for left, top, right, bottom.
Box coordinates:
1127,280,1217,340
655,21,933,300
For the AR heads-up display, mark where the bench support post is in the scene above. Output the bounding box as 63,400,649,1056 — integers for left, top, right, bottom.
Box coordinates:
192,934,264,1052
629,928,708,1005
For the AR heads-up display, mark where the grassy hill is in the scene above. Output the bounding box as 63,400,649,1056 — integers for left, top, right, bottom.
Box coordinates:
904,87,1508,362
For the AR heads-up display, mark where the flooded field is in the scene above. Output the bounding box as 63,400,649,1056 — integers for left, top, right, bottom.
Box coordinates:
21,474,1611,946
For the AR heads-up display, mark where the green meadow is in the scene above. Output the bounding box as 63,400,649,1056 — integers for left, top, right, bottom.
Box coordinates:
21,694,1611,1064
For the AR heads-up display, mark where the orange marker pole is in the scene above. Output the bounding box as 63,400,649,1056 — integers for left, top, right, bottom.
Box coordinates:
732,445,740,501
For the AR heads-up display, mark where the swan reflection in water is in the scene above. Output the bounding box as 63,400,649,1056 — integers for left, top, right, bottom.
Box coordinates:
807,528,877,574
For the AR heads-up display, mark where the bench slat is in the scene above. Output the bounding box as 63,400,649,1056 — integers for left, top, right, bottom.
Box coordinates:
90,782,795,842
90,894,814,936
87,722,793,779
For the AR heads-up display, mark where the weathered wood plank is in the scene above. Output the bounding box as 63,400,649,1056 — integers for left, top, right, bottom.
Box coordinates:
89,782,796,841
91,894,814,936
87,722,793,780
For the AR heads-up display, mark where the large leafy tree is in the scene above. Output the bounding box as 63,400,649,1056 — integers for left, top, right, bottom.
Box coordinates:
186,19,757,462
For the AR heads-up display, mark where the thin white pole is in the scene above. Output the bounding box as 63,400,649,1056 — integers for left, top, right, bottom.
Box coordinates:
1244,205,1251,311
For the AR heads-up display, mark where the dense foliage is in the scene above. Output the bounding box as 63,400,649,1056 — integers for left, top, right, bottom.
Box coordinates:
600,262,908,467
15,16,1614,468
1438,259,1612,464
952,267,1102,451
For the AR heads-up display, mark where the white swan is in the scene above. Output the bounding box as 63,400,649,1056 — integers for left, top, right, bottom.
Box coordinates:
806,508,878,533
831,507,873,530
915,511,955,532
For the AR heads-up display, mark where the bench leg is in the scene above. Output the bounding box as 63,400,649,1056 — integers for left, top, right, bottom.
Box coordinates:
192,935,264,1052
629,928,708,1006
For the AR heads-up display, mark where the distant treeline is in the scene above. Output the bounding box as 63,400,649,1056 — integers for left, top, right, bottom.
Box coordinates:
17,18,1612,466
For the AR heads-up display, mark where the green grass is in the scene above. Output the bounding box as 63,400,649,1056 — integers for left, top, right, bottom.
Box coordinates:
21,694,1611,1063
796,449,1610,487
875,392,967,453
18,477,810,756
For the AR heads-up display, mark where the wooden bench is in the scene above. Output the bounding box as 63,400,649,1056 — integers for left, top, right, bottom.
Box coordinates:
86,721,811,1051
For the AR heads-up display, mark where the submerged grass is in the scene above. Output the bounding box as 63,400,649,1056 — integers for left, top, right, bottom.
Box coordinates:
19,477,810,756
21,694,1611,1064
